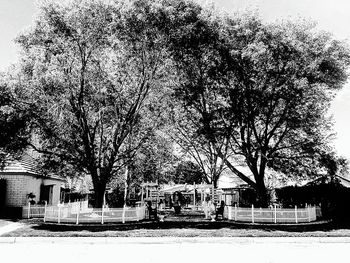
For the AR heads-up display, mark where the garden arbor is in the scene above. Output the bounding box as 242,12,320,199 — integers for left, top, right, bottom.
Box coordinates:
140,181,222,209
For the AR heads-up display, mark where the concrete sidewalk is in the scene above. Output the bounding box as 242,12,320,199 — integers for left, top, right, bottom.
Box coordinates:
0,236,349,263
0,220,23,236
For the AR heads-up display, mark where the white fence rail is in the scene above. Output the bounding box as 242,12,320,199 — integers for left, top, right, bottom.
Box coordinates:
225,205,317,223
23,201,146,224
22,204,46,218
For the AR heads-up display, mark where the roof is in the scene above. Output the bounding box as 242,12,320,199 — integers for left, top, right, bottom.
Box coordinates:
336,175,350,188
0,153,64,181
285,175,350,188
159,183,218,194
1,153,40,175
141,182,158,187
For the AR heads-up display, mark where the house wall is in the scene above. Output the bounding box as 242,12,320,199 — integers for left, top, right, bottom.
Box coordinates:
0,173,33,207
0,173,63,207
24,175,43,205
42,178,62,205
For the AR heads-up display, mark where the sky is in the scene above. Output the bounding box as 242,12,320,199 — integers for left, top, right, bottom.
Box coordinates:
1,0,350,160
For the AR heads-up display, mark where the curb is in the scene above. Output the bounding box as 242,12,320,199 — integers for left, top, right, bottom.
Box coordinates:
2,236,350,244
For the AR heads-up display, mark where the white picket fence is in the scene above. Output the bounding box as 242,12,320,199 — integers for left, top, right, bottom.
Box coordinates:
22,204,46,218
23,201,146,224
225,205,317,223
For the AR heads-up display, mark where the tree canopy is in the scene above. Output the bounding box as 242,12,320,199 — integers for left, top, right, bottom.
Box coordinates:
4,0,350,207
165,7,350,205
13,0,171,207
0,74,32,167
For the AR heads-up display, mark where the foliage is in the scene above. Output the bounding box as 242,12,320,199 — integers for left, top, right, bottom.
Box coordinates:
173,160,205,184
276,182,350,220
167,104,229,187
127,132,177,186
156,0,231,187
13,0,170,207
217,17,350,204
106,187,125,208
0,76,31,167
7,0,350,208
163,3,350,205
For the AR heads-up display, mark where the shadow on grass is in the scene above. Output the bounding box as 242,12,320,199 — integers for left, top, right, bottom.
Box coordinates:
29,219,347,234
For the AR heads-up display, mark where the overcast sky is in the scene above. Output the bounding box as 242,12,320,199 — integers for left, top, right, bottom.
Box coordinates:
1,0,350,160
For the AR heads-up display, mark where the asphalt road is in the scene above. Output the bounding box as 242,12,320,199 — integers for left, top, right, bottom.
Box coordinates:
0,237,349,263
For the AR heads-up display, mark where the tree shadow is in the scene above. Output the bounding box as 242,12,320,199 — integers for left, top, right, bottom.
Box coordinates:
29,219,349,234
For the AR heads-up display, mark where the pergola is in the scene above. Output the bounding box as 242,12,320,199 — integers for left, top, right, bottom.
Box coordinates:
140,182,222,208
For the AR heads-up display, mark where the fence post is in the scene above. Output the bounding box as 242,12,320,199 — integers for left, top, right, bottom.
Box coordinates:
211,183,214,201
274,205,277,224
193,182,196,209
58,206,61,224
101,205,104,225
251,204,254,223
122,204,126,224
308,205,311,222
27,202,31,219
142,205,145,220
44,201,47,222
234,204,237,221
295,205,298,223
136,206,139,221
76,206,80,225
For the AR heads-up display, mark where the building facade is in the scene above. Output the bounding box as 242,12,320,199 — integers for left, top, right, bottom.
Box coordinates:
0,154,64,212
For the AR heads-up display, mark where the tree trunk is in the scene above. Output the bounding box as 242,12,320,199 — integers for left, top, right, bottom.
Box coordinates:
94,181,107,208
255,175,269,207
213,176,218,188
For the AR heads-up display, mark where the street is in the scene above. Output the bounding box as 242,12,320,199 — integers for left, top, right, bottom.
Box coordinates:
0,237,349,263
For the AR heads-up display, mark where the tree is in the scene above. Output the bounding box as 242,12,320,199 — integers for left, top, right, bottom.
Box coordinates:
214,17,350,205
14,0,170,207
150,0,232,187
163,4,350,205
173,160,205,184
129,132,177,185
0,74,31,167
167,105,229,187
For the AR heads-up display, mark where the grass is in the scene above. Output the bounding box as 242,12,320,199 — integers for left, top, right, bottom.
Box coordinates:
3,218,350,237
3,210,350,237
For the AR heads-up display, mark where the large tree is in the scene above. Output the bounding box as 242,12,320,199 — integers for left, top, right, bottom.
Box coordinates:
161,3,350,205
13,0,170,207
215,17,350,205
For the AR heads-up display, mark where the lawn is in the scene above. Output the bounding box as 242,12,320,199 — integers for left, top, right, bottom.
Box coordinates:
3,219,350,237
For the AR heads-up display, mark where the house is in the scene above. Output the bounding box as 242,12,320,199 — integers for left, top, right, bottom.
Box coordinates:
0,153,65,217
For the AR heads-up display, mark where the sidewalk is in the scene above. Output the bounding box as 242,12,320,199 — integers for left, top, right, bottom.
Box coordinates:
0,220,23,236
0,236,349,263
